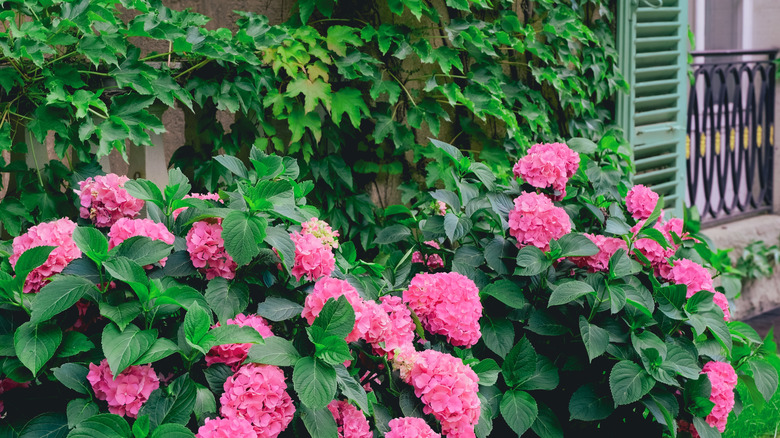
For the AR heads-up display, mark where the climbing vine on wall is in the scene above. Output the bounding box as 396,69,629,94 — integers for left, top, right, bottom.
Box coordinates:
0,0,626,249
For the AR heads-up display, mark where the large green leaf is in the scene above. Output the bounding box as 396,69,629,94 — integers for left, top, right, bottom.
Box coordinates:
101,323,156,375
204,278,249,324
14,321,62,375
609,360,655,406
52,363,91,395
257,297,304,322
112,236,173,266
548,281,594,307
67,414,131,438
502,337,537,387
293,357,337,409
30,276,98,324
300,405,338,438
20,413,68,438
334,365,369,413
138,374,196,428
72,227,108,263
568,383,613,421
500,390,538,436
221,211,265,266
247,336,302,367
578,316,609,362
480,316,514,358
481,279,528,309
556,233,598,257
312,296,355,340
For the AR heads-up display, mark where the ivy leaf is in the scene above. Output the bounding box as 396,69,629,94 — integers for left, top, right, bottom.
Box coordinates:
609,361,655,406
500,390,538,436
286,78,332,113
331,88,369,129
326,26,363,56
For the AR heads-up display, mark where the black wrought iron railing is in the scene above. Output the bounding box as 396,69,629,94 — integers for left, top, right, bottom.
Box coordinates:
686,49,777,224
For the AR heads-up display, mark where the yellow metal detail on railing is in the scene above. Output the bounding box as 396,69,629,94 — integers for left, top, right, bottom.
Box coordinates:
700,133,707,156
730,128,736,151
758,125,763,148
686,135,690,159
772,124,775,146
744,127,750,149
715,131,721,155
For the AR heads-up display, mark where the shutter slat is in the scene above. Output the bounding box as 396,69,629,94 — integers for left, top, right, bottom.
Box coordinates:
616,0,689,217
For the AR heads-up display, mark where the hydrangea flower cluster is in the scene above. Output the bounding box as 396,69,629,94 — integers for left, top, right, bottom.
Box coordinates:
399,349,480,438
86,359,160,418
205,314,274,370
701,361,738,432
173,192,222,219
76,174,144,227
10,218,81,293
302,278,368,343
412,240,444,271
301,217,340,248
625,184,660,220
669,259,730,320
327,400,372,438
219,363,295,437
386,417,441,438
378,296,416,355
196,416,258,438
436,201,447,216
0,378,29,414
108,218,175,266
570,234,628,272
403,272,482,347
508,192,571,251
631,211,688,279
186,221,238,279
513,142,579,196
290,232,335,281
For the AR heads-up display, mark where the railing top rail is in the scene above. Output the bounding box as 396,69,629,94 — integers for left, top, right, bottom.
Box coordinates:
691,48,779,58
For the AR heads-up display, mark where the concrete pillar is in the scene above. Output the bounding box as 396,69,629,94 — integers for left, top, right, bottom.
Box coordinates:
127,102,169,188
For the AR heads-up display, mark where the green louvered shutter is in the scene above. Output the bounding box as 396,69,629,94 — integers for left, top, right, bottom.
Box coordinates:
617,0,689,216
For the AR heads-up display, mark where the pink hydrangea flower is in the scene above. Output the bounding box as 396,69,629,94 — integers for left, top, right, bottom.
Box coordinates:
196,417,258,438
0,379,30,414
302,278,367,343
437,201,447,216
75,174,144,227
206,314,274,371
399,350,480,438
10,218,81,293
669,259,730,320
86,359,159,418
327,400,372,438
301,218,340,248
290,232,335,282
670,259,715,297
412,241,444,271
403,272,482,348
186,221,238,279
625,185,659,221
360,300,393,353
378,296,416,355
173,192,222,220
508,192,571,252
107,218,175,266
570,234,628,272
219,363,295,437
387,417,441,438
701,361,738,433
513,142,579,196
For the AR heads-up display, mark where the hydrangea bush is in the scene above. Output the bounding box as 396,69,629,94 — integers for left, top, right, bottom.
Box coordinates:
0,143,776,438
